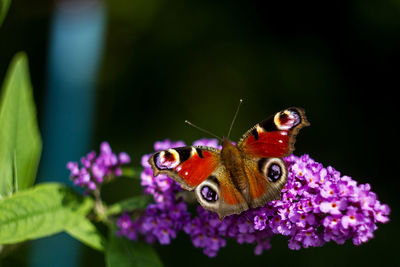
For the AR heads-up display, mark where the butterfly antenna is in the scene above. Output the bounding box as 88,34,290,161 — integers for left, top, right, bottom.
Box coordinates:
185,120,223,141
227,99,243,139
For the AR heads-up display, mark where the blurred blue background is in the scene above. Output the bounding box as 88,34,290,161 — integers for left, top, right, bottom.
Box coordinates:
0,0,398,266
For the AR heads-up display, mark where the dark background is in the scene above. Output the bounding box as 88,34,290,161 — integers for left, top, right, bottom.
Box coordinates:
0,0,398,266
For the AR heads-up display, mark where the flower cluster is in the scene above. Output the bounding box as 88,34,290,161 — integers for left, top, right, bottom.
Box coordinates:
67,142,131,191
251,154,390,251
116,139,390,257
117,200,191,245
117,140,192,245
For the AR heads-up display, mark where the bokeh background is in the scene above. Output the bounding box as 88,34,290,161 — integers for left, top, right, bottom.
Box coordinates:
0,0,398,266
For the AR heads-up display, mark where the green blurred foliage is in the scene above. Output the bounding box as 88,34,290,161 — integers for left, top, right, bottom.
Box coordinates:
0,0,11,26
0,0,399,266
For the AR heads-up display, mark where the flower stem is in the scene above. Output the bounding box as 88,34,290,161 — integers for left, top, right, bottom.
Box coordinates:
93,188,108,223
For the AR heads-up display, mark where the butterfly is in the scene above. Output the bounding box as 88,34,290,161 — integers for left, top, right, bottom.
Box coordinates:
148,106,309,219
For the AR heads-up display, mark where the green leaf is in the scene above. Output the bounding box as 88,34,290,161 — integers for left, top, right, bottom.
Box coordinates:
106,227,163,267
0,0,11,27
0,52,42,198
64,196,106,251
106,195,151,216
0,183,91,245
65,216,105,251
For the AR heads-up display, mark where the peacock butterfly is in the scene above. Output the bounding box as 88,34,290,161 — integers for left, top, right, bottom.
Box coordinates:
148,105,309,219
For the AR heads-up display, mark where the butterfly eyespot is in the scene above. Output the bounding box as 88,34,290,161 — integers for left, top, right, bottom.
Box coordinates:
200,186,219,202
274,109,301,130
154,150,180,170
258,158,287,184
267,163,282,182
196,176,220,206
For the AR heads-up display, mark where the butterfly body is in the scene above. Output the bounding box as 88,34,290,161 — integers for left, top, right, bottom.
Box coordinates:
149,107,309,219
220,138,248,195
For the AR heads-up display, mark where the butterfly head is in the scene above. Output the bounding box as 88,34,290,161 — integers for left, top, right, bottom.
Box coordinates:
221,136,234,145
221,137,239,158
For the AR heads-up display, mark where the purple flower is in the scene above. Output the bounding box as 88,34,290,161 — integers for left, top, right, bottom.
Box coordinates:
254,213,267,230
319,199,346,215
67,142,131,191
116,139,390,257
154,226,176,245
341,207,362,229
116,213,138,240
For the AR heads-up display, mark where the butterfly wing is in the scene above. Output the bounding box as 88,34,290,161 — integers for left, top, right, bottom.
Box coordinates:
148,146,248,218
149,146,220,190
237,107,309,208
243,157,288,208
237,107,309,158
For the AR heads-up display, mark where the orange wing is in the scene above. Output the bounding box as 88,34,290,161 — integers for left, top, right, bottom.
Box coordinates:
149,146,221,190
243,157,288,209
